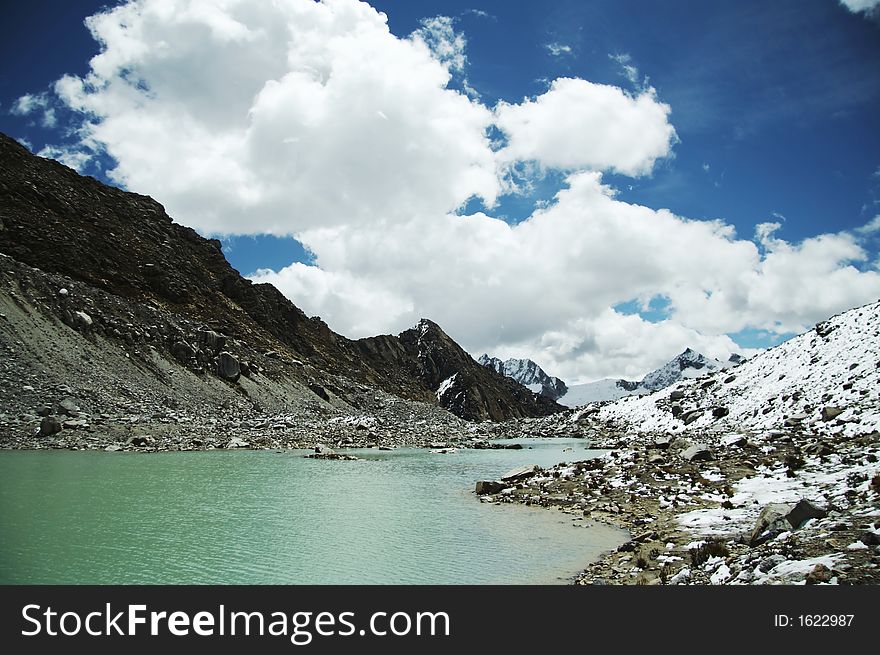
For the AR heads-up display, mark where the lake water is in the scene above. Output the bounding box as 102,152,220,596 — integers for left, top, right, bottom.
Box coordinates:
0,438,624,584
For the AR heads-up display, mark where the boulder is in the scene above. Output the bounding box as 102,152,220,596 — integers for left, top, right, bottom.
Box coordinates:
314,443,335,455
475,480,509,495
670,404,683,418
500,464,540,482
306,452,360,461
308,384,329,401
815,320,836,338
170,340,196,363
712,406,730,419
225,437,249,449
74,311,92,329
758,554,786,573
670,389,686,401
681,443,713,462
37,416,62,437
749,503,792,545
199,329,227,354
820,406,844,421
125,435,153,447
681,409,703,425
804,440,833,456
785,499,827,529
652,435,674,450
784,413,809,427
58,397,81,416
805,564,833,585
217,352,241,382
749,499,827,545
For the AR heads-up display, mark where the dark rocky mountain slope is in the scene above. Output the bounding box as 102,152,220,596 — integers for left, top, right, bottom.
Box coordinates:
0,133,561,426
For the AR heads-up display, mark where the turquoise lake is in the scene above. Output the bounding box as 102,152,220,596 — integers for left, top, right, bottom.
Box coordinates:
0,438,624,584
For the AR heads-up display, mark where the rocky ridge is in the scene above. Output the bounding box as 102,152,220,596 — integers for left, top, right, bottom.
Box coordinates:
0,132,561,431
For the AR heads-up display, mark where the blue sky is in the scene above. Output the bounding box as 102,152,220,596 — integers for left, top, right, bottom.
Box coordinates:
2,0,879,380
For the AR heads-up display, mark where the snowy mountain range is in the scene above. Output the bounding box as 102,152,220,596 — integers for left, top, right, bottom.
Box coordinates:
479,348,744,407
559,348,743,407
476,355,568,400
595,300,879,437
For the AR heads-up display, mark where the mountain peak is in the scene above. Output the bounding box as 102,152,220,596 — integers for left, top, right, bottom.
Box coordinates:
478,355,568,401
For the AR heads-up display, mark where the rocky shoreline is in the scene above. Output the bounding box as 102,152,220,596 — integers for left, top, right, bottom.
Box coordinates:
474,412,879,585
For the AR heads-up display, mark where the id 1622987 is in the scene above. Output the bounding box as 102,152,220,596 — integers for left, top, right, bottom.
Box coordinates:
774,615,855,627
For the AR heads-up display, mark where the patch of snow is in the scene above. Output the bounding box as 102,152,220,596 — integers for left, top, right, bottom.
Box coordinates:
435,373,458,400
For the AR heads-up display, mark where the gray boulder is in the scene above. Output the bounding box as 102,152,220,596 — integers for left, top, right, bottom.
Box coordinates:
74,311,92,329
784,413,809,427
758,554,786,572
475,480,509,495
712,406,730,419
38,416,62,437
652,435,674,450
785,499,827,529
820,406,844,421
749,499,827,545
670,389,686,401
681,409,703,425
500,464,540,482
170,340,196,363
217,352,241,382
681,443,713,462
58,397,81,416
199,329,227,354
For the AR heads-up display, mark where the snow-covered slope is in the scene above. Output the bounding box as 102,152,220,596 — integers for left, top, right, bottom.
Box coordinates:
559,379,645,406
477,355,568,400
597,300,880,436
557,348,742,407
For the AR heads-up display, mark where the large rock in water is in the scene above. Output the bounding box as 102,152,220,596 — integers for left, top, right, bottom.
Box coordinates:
475,480,509,495
500,464,540,482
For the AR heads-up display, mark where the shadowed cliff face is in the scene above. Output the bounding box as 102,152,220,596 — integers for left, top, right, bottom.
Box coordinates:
0,133,563,421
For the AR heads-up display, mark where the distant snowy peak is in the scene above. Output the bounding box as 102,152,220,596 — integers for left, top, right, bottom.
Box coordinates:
639,348,740,391
557,348,745,407
477,354,568,400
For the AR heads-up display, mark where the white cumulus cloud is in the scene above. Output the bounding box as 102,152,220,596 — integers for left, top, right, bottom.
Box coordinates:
251,172,880,380
31,0,880,382
52,0,500,234
494,78,677,176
